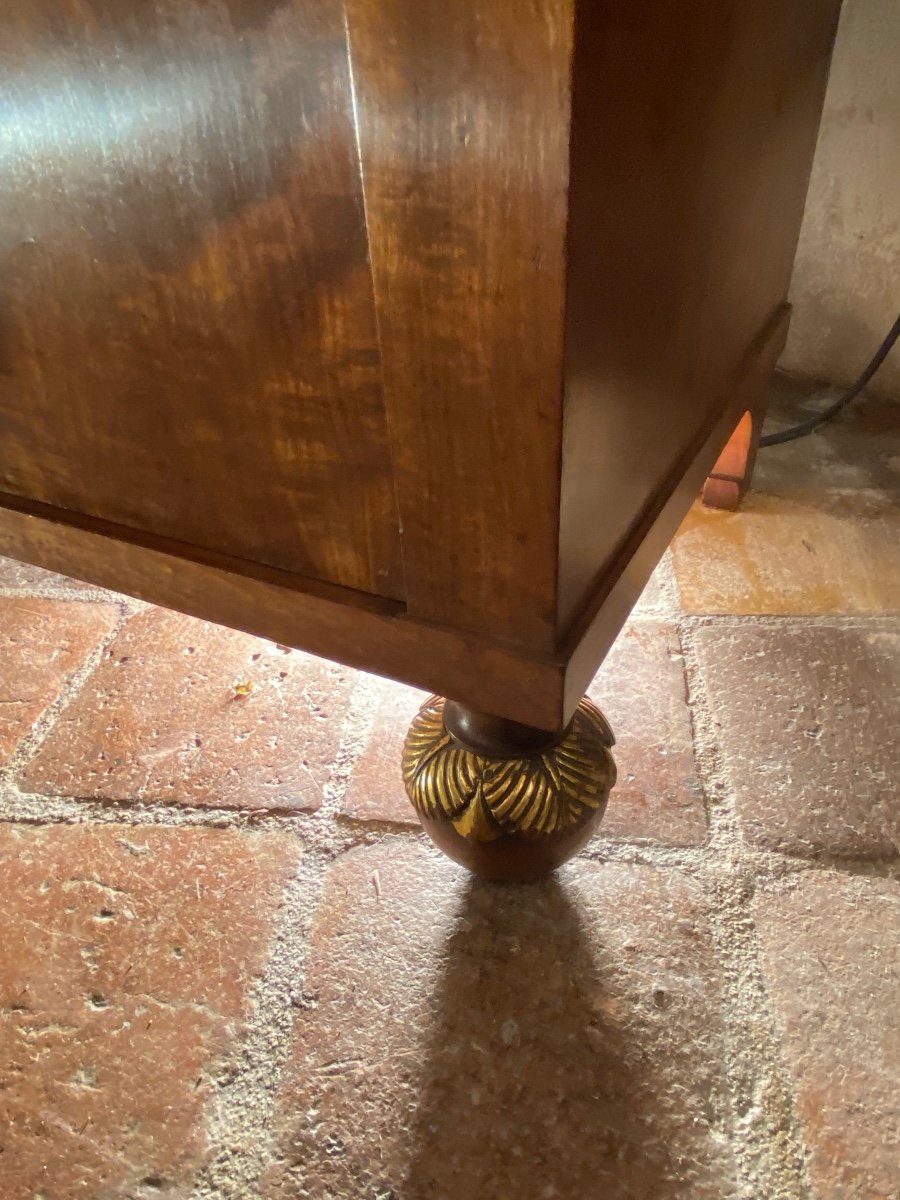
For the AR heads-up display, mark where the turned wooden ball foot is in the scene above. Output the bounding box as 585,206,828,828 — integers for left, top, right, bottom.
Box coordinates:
402,696,616,882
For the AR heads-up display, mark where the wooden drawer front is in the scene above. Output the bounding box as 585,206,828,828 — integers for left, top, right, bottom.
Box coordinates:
0,1,404,599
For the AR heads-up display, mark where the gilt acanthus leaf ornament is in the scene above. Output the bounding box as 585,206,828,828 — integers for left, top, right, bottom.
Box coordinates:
402,696,616,843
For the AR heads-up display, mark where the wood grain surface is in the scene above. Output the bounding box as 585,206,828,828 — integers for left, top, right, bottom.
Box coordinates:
557,0,841,633
0,0,841,728
0,494,566,730
345,0,573,648
0,0,404,597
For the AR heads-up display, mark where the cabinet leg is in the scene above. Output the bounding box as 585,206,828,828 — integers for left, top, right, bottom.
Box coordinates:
702,401,766,511
402,695,616,882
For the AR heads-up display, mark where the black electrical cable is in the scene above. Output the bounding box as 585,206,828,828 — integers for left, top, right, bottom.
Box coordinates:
759,310,900,447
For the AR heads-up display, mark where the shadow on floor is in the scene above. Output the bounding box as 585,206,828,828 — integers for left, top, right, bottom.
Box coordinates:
756,372,900,493
400,875,717,1200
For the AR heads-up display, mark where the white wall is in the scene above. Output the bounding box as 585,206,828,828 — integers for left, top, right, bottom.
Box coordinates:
780,0,900,397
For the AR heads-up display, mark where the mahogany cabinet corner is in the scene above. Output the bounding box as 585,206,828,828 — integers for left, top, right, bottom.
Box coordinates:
0,0,840,878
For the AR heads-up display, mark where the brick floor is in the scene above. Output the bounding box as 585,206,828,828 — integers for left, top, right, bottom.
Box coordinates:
0,377,897,1197
588,620,706,845
265,843,737,1200
0,597,117,765
21,608,355,811
755,872,900,1200
0,823,300,1199
0,555,102,593
694,622,900,859
671,491,900,616
631,555,678,617
339,677,428,827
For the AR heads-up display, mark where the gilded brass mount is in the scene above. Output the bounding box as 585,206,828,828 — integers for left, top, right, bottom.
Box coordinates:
402,695,616,858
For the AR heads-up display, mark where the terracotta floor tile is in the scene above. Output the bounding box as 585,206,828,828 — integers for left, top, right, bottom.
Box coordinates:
671,491,900,615
265,842,736,1200
0,556,90,593
0,597,117,765
754,872,900,1200
588,620,706,845
631,555,677,617
339,678,428,826
0,823,299,1199
694,622,900,859
22,607,354,810
0,556,125,603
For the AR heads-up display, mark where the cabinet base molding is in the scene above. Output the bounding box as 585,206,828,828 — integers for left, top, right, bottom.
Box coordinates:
402,695,616,881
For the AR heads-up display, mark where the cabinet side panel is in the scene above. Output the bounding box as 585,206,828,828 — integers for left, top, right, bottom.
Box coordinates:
346,0,573,649
0,0,404,598
558,0,841,632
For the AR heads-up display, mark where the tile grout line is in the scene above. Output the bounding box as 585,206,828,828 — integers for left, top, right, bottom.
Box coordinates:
2,576,898,1197
0,598,135,794
2,788,894,879
188,850,332,1200
0,584,138,604
190,669,401,1199
678,615,817,1200
186,589,894,1198
0,592,415,1200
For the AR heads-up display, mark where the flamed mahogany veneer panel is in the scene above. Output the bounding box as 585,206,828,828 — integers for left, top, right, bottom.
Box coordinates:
0,0,403,599
346,0,573,648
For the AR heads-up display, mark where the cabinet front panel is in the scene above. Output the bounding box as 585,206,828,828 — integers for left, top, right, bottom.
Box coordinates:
0,0,404,599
